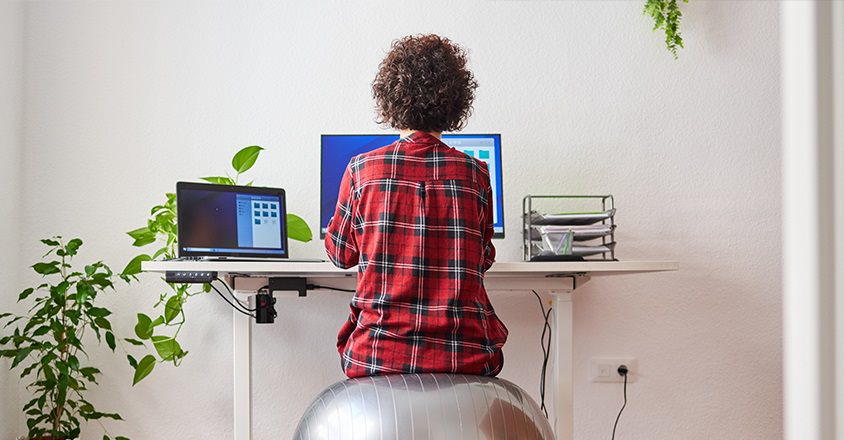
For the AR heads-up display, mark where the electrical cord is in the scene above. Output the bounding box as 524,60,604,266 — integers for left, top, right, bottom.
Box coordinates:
210,282,255,318
213,279,256,311
307,284,356,293
531,290,552,418
611,365,629,440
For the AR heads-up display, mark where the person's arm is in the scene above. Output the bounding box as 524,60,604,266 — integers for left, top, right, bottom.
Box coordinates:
324,163,360,268
481,176,496,272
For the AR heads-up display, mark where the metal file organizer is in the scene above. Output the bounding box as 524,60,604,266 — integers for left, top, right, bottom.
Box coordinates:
522,195,617,261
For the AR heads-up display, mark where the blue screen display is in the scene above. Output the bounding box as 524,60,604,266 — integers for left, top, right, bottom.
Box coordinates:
320,134,505,237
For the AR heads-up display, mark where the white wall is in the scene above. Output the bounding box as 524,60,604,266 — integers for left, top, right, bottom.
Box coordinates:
17,1,781,439
0,0,23,438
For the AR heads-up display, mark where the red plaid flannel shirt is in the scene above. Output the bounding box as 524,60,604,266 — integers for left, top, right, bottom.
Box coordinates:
325,131,508,378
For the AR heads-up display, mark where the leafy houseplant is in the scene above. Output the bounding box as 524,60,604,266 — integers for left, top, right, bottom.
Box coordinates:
120,145,313,384
644,0,689,59
0,237,128,440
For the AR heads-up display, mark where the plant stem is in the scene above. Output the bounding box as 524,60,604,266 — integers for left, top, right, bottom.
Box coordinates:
54,239,69,435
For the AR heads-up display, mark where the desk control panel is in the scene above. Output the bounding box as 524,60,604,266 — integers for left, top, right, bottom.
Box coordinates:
165,271,218,284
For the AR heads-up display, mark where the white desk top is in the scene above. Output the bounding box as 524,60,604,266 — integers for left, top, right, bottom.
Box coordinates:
142,260,678,278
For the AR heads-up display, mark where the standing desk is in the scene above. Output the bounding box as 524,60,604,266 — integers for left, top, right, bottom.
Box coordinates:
142,260,678,440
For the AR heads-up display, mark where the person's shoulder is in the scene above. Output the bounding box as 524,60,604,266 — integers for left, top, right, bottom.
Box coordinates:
347,141,403,173
440,146,491,184
463,153,491,178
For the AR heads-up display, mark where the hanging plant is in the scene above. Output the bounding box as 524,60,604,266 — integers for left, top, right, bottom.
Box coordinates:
644,0,689,59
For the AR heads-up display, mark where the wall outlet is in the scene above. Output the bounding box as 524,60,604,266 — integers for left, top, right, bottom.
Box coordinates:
589,357,637,383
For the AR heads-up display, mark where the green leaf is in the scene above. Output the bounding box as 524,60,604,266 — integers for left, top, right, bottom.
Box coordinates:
150,204,168,215
231,145,263,174
76,282,94,304
105,331,116,351
66,309,81,325
132,235,157,247
41,238,60,246
80,366,100,381
122,254,152,276
32,261,60,275
134,313,153,340
199,176,235,185
92,317,110,331
43,364,56,383
127,354,138,369
152,246,168,259
20,361,40,379
68,355,80,370
132,355,156,385
151,336,182,361
65,238,83,256
116,437,130,440
127,227,152,240
151,315,165,328
88,307,111,317
124,338,145,346
12,348,32,369
18,287,35,301
32,325,50,337
164,295,182,324
287,213,313,243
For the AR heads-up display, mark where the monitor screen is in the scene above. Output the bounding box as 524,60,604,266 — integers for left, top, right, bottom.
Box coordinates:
176,182,288,258
320,134,505,238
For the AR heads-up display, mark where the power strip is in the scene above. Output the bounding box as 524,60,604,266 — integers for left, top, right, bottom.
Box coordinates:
165,271,218,284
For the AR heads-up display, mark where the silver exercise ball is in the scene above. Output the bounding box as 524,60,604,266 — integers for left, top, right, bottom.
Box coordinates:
294,373,554,440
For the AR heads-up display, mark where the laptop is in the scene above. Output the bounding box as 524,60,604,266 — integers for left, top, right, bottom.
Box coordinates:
176,181,323,262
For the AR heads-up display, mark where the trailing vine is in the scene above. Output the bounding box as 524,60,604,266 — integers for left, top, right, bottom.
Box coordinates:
644,0,689,59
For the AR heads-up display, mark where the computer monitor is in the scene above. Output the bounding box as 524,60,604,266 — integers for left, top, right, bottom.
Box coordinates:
320,134,505,238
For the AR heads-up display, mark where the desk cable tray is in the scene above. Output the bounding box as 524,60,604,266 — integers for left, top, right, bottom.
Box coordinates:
522,194,617,262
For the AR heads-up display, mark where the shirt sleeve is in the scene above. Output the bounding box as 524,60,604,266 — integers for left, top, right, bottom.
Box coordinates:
324,163,360,269
481,174,496,273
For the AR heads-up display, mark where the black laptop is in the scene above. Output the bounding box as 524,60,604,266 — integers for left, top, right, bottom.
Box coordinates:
176,181,321,262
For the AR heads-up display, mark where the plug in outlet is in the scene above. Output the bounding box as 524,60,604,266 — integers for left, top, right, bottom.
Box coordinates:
589,357,637,383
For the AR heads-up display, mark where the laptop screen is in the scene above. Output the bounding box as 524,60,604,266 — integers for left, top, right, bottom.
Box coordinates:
176,182,288,259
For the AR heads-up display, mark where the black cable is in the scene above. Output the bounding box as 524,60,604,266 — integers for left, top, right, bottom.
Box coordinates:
307,284,356,293
611,367,629,440
214,279,256,311
532,290,552,418
210,283,255,318
540,308,551,416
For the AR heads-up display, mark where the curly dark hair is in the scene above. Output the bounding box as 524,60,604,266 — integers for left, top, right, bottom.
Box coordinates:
372,34,478,133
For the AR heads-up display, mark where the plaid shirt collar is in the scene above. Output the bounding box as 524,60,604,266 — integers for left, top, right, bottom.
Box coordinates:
398,131,444,145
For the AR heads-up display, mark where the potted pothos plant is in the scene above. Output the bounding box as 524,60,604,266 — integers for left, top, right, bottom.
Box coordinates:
120,145,312,384
0,237,129,440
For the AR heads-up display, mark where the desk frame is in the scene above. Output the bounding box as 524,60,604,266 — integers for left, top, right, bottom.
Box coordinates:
143,260,677,440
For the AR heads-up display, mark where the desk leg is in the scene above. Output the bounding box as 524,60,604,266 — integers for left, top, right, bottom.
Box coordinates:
233,294,252,440
551,292,573,440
